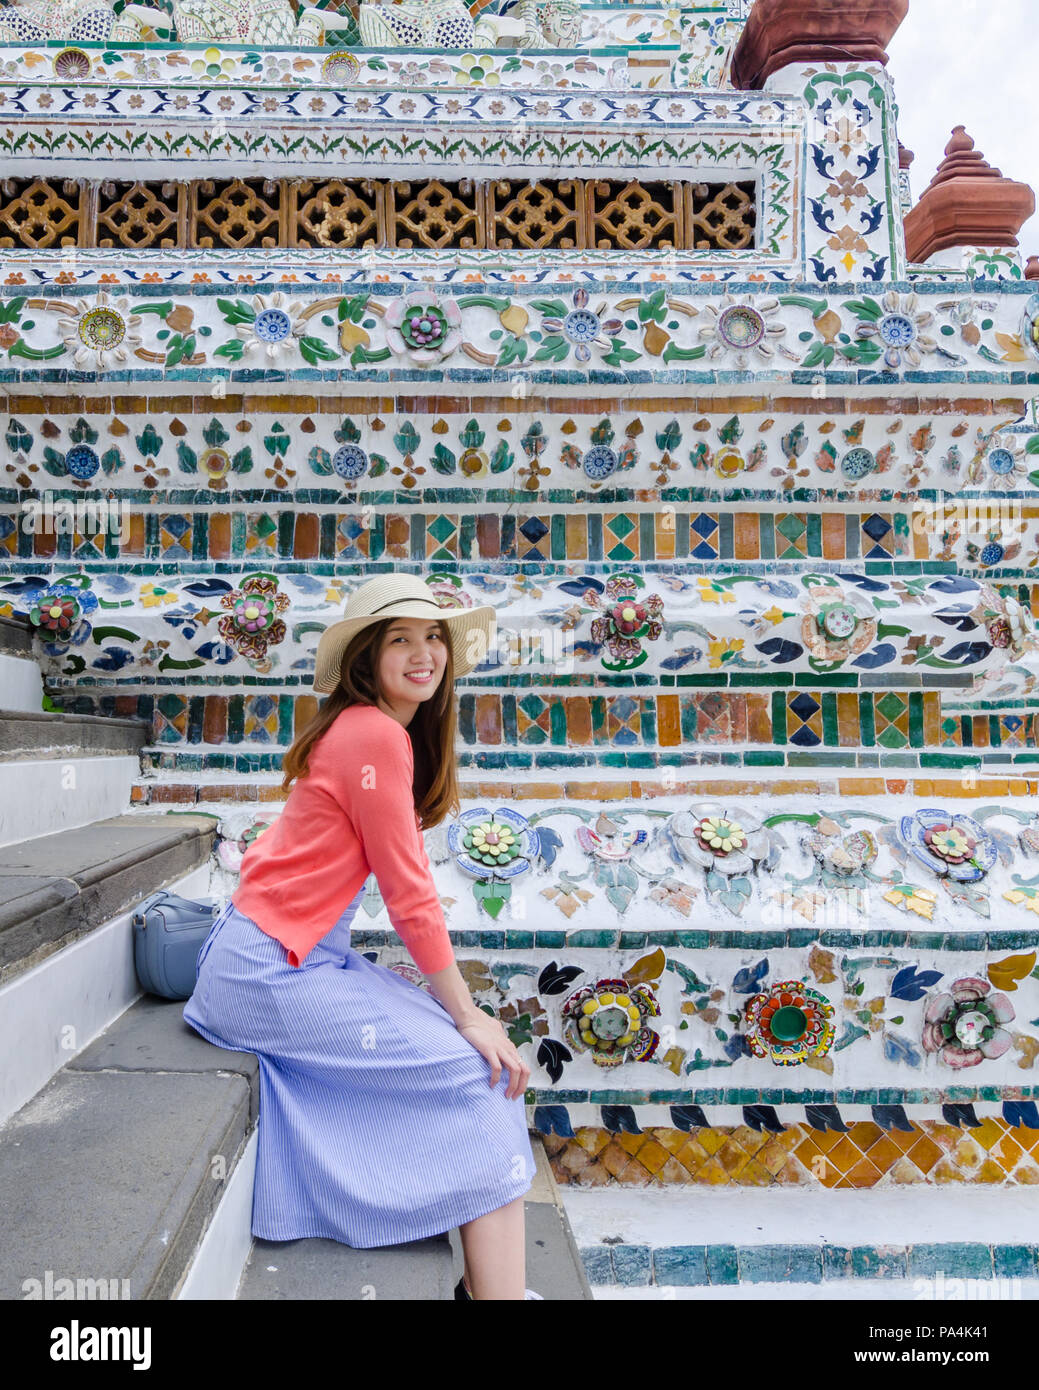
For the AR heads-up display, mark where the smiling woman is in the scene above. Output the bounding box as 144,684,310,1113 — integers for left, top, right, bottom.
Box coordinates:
182,574,544,1298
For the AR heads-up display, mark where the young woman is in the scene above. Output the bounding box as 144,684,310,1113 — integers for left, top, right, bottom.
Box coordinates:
183,574,540,1300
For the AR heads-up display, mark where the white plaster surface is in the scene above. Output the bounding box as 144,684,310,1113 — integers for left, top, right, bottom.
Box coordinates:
0,861,211,1127
0,755,140,846
0,652,43,713
562,1186,1039,1247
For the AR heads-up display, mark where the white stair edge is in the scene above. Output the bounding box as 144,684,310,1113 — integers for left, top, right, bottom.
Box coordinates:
176,1126,259,1301
592,1278,1039,1300
0,755,142,847
0,651,43,714
561,1185,1039,1247
0,860,213,1127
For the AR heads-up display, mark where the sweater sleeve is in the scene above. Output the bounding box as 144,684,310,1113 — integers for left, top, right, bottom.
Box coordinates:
324,713,456,975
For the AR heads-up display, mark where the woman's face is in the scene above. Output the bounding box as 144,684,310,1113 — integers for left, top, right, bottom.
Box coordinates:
374,617,448,725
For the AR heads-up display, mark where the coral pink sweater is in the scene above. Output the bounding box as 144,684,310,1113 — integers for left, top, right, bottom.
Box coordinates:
232,702,456,974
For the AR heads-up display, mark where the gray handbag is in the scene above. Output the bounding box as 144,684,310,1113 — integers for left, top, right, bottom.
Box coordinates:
132,889,220,1000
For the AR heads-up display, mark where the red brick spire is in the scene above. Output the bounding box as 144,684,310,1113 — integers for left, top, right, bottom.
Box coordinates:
903,127,1036,263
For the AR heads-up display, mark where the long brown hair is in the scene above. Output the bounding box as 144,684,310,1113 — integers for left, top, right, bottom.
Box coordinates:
281,617,461,829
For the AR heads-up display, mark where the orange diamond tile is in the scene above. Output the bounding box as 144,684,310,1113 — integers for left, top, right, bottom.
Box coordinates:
659,1156,697,1185
1013,1158,1039,1184
736,1157,775,1187
730,1125,768,1154
863,1135,902,1173
885,1126,925,1153
969,1117,1005,1151
809,1128,850,1154
633,1139,671,1175
794,1135,822,1169
693,1156,731,1186
716,1138,752,1177
1017,1127,1039,1153
975,1158,1008,1184
907,1135,943,1173
850,1121,885,1152
673,1137,709,1170
993,1134,1024,1170
926,1124,963,1152
773,1161,811,1185
616,1131,648,1156
696,1129,728,1156
843,1157,883,1188
757,1138,794,1175
824,1135,863,1175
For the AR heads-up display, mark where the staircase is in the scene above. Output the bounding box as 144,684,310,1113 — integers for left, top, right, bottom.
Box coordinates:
0,619,591,1301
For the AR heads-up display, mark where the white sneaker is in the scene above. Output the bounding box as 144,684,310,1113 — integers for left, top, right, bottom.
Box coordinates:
524,1288,544,1300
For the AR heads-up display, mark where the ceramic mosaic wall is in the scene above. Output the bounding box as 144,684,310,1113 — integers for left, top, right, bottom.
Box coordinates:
1,0,1038,1186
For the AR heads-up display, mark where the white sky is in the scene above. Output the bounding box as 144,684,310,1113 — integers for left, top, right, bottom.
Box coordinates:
885,0,1038,259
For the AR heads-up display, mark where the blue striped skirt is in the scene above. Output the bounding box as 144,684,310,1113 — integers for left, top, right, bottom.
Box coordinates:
182,891,535,1248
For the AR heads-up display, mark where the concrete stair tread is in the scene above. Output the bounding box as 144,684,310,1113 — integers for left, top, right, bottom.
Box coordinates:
0,707,150,761
0,994,256,1300
0,812,217,983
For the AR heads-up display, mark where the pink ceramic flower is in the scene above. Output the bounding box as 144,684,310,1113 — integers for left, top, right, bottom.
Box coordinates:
921,976,1014,1068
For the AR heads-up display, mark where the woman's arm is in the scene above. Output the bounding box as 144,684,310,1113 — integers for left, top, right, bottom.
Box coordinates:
421,959,487,1028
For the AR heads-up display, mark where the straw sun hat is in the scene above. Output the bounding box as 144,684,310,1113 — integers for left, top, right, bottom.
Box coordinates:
312,575,497,693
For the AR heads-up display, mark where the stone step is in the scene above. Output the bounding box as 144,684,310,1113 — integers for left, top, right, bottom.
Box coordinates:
562,1187,1039,1294
0,707,149,762
0,812,217,989
0,993,258,1301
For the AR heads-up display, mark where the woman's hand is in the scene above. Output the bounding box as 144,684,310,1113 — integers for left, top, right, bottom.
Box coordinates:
457,1014,530,1101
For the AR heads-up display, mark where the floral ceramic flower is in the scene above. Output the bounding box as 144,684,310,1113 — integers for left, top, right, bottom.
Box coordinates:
799,579,877,662
217,574,290,660
59,290,144,370
971,582,1037,659
27,583,98,644
584,572,664,670
921,976,1014,1068
698,295,792,366
965,427,1028,490
539,287,624,363
898,808,997,884
384,293,462,364
447,807,540,880
854,291,937,369
743,979,835,1065
561,976,660,1067
668,803,769,877
224,291,316,361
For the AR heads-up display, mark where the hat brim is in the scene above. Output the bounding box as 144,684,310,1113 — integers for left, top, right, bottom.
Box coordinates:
313,602,497,692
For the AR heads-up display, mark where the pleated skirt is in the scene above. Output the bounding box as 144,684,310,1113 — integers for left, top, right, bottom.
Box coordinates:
182,891,535,1248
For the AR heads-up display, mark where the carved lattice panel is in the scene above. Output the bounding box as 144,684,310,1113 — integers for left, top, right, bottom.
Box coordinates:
0,178,759,251
388,179,483,250
292,179,382,248
97,181,182,249
487,179,584,250
687,180,756,251
0,178,82,248
587,180,682,251
192,179,283,249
